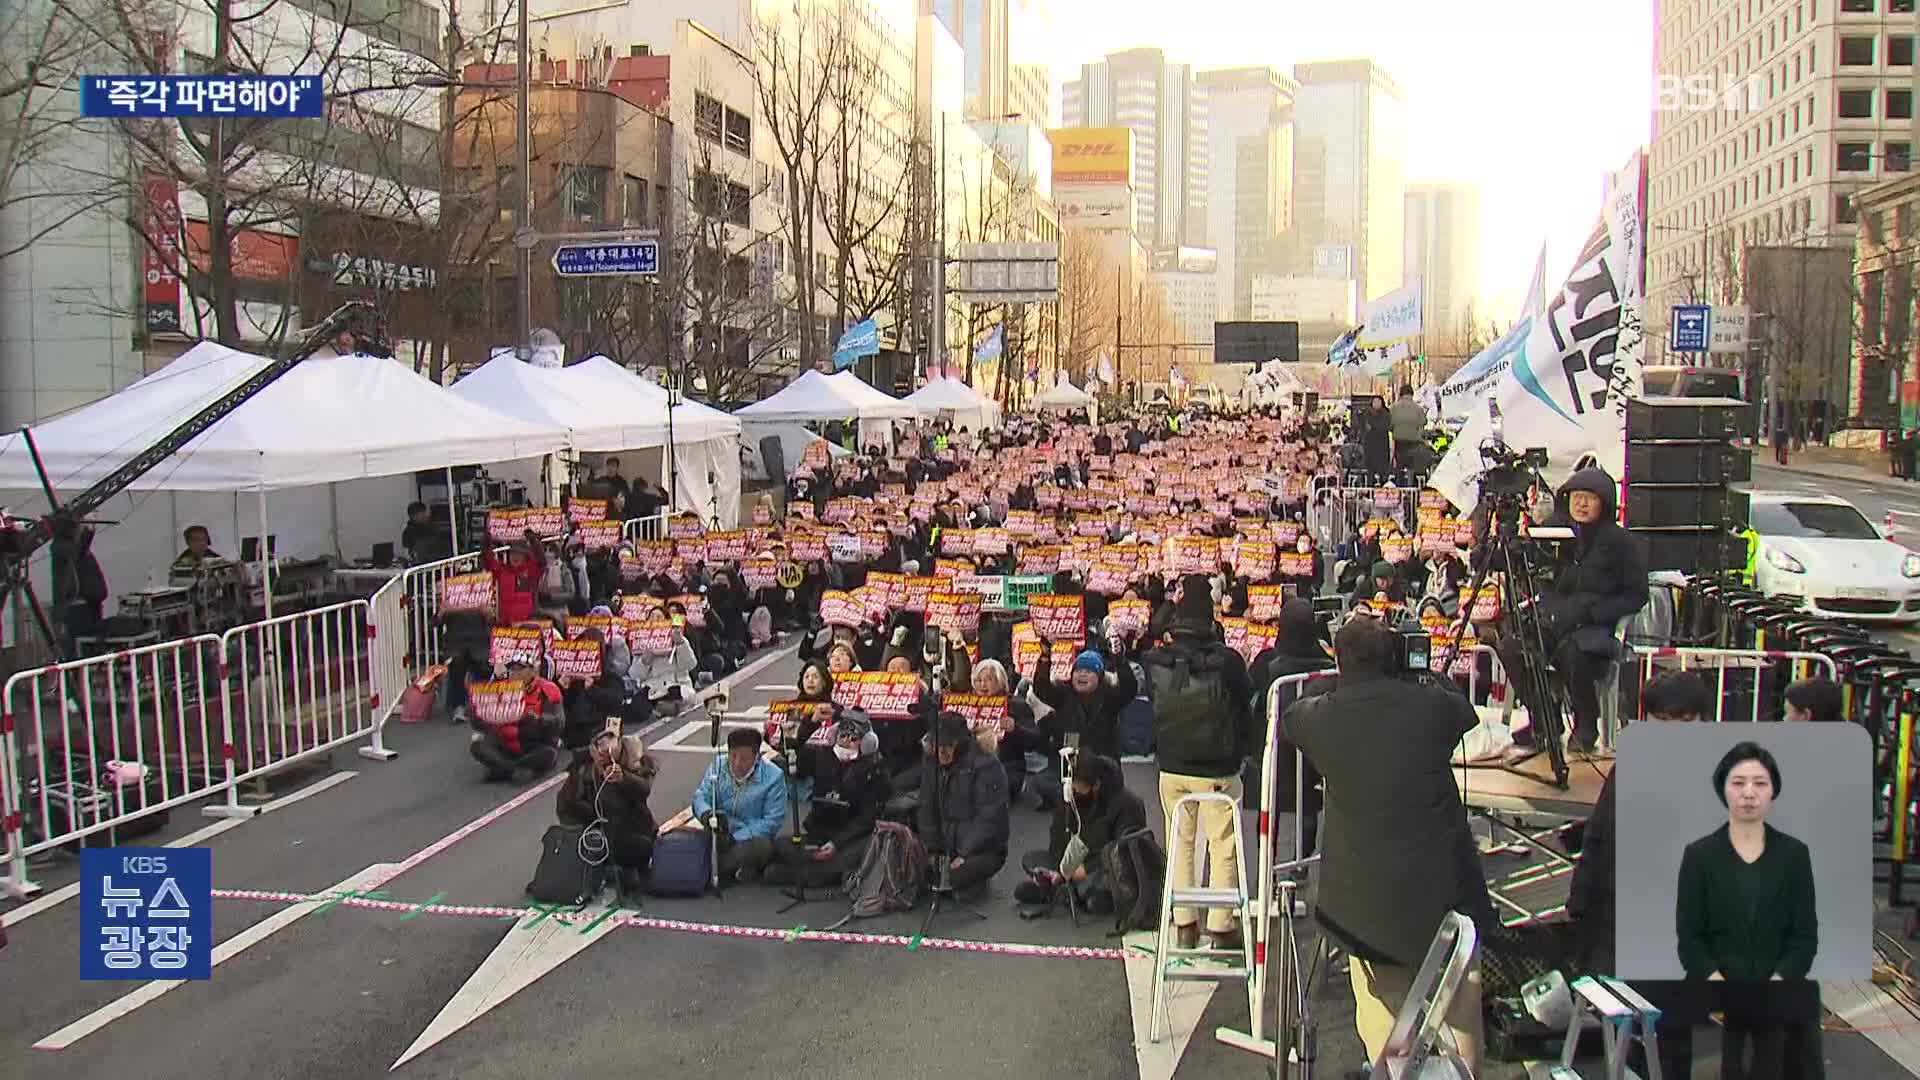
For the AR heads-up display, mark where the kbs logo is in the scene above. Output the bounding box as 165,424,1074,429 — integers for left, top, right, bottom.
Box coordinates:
1060,142,1116,157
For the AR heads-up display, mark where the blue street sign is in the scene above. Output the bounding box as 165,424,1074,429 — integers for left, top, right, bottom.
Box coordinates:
80,847,212,980
551,241,659,277
1670,304,1710,352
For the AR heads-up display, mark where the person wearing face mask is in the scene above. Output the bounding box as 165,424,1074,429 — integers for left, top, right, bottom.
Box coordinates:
918,712,1011,898
1675,741,1819,1080
1284,533,1323,599
631,615,699,712
768,710,893,888
1013,753,1147,917
686,728,788,883
556,731,659,898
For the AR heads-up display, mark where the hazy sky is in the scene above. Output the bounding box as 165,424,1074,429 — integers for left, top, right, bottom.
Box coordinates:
1042,0,1654,317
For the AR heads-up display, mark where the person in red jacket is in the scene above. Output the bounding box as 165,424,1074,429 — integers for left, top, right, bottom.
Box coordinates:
484,529,547,626
470,657,563,781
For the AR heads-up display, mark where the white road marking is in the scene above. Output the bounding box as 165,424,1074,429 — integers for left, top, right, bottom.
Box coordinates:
391,899,625,1071
1122,929,1219,1080
34,863,396,1050
1825,979,1920,1076
2,771,361,928
648,717,761,754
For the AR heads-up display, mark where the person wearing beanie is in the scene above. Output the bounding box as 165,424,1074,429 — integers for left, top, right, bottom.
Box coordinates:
1348,559,1407,614
768,708,893,889
1031,635,1139,806
918,710,1010,897
1140,572,1254,952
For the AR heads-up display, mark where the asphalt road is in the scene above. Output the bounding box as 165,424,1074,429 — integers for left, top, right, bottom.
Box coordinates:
1750,461,1920,655
2,636,1914,1079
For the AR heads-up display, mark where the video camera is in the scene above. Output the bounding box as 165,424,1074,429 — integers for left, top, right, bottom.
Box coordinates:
1390,623,1432,675
1478,440,1550,501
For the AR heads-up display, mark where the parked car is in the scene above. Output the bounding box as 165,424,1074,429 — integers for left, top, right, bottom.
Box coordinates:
1749,491,1920,624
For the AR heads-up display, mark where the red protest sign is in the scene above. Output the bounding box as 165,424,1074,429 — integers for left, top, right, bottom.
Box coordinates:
671,594,707,628
831,671,922,720
926,590,983,639
790,534,828,561
819,589,865,628
941,692,1011,735
1047,640,1079,684
439,572,496,615
1106,598,1152,639
1027,593,1087,642
1247,584,1288,622
1018,545,1064,575
468,680,529,727
941,529,977,556
487,508,527,543
618,594,663,621
1381,536,1414,564
741,557,779,590
628,618,678,655
668,514,705,540
853,585,889,622
866,572,906,610
1164,536,1220,575
1235,540,1278,579
972,528,1010,556
550,637,603,681
902,576,941,613
1084,560,1131,596
576,521,623,551
489,626,544,672
525,507,567,537
1222,619,1279,665
705,531,749,562
569,499,609,525
1279,551,1316,579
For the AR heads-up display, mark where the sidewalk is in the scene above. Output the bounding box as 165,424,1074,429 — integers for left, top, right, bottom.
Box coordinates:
1751,444,1916,493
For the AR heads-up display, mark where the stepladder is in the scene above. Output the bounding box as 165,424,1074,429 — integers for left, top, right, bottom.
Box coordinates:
1370,911,1478,1080
1559,975,1663,1080
1150,789,1255,1044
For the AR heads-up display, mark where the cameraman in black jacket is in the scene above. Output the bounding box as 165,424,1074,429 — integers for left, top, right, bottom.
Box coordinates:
1506,466,1649,755
1282,617,1493,1076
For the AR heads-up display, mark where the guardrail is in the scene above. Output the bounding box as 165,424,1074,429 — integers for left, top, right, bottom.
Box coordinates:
1628,646,1837,723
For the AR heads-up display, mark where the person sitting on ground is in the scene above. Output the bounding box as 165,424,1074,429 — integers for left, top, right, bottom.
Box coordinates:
769,710,893,889
1014,753,1147,917
558,630,636,749
919,712,1011,899
556,730,659,898
631,613,699,714
687,727,788,883
1346,560,1406,615
969,659,1042,803
469,657,563,782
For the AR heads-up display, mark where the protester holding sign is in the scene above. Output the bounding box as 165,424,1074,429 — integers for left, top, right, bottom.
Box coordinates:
483,529,547,626
467,657,563,783
1030,646,1138,803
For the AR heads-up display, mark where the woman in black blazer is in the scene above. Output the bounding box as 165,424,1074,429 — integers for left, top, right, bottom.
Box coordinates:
1674,741,1821,1079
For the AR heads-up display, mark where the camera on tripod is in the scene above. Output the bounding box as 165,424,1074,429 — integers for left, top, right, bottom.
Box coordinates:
1389,624,1432,674
1478,440,1550,502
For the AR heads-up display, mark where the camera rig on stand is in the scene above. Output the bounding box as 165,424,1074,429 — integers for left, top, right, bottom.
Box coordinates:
1435,439,1573,790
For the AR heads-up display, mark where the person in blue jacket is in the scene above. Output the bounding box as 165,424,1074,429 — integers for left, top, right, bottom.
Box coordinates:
692,728,788,883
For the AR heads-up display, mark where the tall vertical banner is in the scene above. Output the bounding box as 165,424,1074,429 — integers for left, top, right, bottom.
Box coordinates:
142,174,182,334
1428,152,1646,514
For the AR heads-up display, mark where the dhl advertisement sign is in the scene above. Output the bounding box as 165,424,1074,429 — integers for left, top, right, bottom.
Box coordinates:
1050,126,1132,186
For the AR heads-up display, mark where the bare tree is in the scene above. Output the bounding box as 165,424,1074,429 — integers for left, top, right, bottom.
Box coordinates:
1053,230,1114,381
815,9,911,346
0,0,118,261
1745,239,1855,422
754,5,840,371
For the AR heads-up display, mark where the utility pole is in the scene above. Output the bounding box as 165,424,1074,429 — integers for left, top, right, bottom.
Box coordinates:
512,0,533,359
1114,268,1122,398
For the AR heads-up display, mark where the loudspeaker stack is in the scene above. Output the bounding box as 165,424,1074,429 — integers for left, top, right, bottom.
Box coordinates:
1624,396,1754,573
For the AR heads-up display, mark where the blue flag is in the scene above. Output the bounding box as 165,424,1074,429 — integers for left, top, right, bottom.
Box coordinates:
973,326,1004,366
832,319,880,371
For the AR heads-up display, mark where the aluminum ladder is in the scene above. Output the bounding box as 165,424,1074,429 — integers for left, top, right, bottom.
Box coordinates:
1557,975,1663,1080
1149,789,1255,1043
1369,911,1478,1080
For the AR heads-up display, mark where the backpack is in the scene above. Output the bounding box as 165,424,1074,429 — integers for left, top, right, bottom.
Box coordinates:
647,827,714,898
1145,647,1235,768
843,821,926,918
1116,697,1155,757
526,825,605,906
1101,827,1167,933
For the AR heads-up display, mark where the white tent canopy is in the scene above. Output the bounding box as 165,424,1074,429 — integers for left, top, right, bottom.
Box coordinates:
0,342,569,493
448,353,672,451
735,369,922,424
1032,379,1095,410
557,357,744,528
905,377,1002,431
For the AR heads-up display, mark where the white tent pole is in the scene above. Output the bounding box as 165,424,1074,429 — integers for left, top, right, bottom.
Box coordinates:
257,485,274,620
445,464,461,557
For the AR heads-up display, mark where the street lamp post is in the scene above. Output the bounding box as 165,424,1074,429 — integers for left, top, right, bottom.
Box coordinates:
513,0,533,359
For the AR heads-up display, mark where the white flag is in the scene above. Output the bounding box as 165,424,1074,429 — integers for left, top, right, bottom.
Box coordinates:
1332,281,1422,377
1096,351,1115,385
1518,241,1549,319
1428,152,1646,514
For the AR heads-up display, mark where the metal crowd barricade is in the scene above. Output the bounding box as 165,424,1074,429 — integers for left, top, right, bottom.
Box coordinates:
622,510,671,543
219,599,387,791
1217,668,1336,1063
2,634,229,898
1628,646,1837,723
1308,484,1424,562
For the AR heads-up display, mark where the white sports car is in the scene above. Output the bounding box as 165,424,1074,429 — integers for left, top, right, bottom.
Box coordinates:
1750,492,1920,624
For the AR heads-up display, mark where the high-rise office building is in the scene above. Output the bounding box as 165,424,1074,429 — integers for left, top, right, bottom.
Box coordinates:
925,0,1052,123
1196,67,1296,319
1647,0,1915,412
1063,48,1207,250
1404,182,1483,344
1289,59,1407,303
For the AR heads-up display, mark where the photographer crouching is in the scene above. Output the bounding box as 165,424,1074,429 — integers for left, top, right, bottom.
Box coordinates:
1495,467,1648,757
1281,617,1495,1075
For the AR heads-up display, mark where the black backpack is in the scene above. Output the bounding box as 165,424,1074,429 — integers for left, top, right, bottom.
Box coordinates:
1101,827,1167,933
1145,647,1235,767
527,825,606,906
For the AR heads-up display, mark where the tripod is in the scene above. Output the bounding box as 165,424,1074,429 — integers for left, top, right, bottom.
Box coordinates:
921,733,989,936
774,720,833,914
1437,505,1571,789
